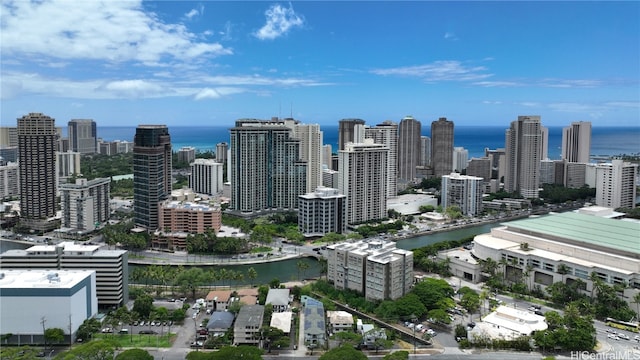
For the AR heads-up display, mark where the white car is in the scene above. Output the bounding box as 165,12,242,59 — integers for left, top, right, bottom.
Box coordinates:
607,334,620,340
415,324,424,331
618,333,629,340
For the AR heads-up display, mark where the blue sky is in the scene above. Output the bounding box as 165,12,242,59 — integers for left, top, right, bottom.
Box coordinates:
1,1,639,128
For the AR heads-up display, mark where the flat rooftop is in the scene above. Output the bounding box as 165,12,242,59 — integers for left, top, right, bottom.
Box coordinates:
503,212,640,256
0,269,94,289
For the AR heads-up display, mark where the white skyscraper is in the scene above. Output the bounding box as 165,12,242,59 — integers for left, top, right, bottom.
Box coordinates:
364,121,398,197
595,160,637,209
562,121,591,163
338,139,388,224
505,116,543,198
453,147,469,173
190,158,224,195
287,121,323,193
420,136,431,167
441,173,484,216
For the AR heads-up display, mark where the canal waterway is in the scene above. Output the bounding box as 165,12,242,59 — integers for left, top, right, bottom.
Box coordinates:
1,221,503,286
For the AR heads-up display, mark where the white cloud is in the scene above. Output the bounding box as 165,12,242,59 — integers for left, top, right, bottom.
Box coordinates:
482,100,502,105
184,5,204,20
372,61,492,82
516,102,541,107
101,80,166,98
194,87,245,100
604,101,640,108
0,0,231,65
254,3,304,40
474,81,523,87
444,32,458,41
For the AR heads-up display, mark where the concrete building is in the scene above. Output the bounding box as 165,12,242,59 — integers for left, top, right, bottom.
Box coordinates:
17,113,59,232
177,146,196,164
453,147,469,173
484,148,506,183
398,116,422,182
189,158,224,195
206,311,235,336
564,162,587,188
68,119,97,155
322,144,333,170
233,305,264,345
469,305,547,341
205,290,233,312
539,159,557,185
441,173,484,216
302,296,326,348
0,242,128,308
270,312,293,335
326,311,354,333
364,121,398,197
321,168,339,188
327,239,413,301
0,127,18,147
338,139,388,224
0,146,18,163
386,194,437,215
215,142,228,164
431,117,454,178
338,118,366,151
229,118,306,216
59,178,111,233
595,160,637,209
420,136,431,167
562,121,591,163
287,121,323,194
505,116,544,198
0,162,19,200
0,269,97,345
298,187,346,237
158,200,222,234
472,212,640,307
133,125,172,231
56,151,82,184
466,157,491,181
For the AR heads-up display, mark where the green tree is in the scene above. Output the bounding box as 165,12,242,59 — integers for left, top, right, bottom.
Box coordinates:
318,344,367,360
56,339,118,360
247,267,258,287
132,293,154,319
394,294,427,319
44,328,65,348
332,331,362,346
296,260,310,280
115,348,154,360
208,345,263,359
76,318,102,342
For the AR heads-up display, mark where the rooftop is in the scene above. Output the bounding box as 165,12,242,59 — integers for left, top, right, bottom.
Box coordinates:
503,212,640,256
0,269,94,289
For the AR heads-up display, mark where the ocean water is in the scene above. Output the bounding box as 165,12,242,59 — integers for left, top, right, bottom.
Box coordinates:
95,125,640,160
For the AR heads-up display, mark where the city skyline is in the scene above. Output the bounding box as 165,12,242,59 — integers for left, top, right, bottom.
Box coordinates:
1,1,638,128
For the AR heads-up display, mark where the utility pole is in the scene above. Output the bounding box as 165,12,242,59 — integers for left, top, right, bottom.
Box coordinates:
41,317,46,348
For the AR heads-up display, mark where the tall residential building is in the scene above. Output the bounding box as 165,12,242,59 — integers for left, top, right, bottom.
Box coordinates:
17,113,58,231
562,121,592,163
133,125,172,230
190,158,224,195
338,118,365,151
59,178,111,232
453,147,469,173
0,242,128,308
177,146,196,164
216,142,228,164
595,160,637,209
159,200,222,234
564,162,587,189
68,119,97,154
322,144,333,170
398,116,422,182
420,136,431,167
327,239,413,301
0,127,18,148
287,120,323,193
431,117,454,177
0,147,18,163
229,118,306,215
466,157,491,181
298,187,346,237
0,162,19,199
364,121,398,197
504,116,543,198
441,173,484,216
338,139,388,224
484,148,506,181
56,151,82,184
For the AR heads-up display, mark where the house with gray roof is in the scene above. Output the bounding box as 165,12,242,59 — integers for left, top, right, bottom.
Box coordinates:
265,288,291,312
206,311,235,336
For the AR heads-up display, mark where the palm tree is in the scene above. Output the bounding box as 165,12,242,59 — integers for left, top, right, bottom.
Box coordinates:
632,293,640,319
296,260,309,281
247,267,258,287
318,258,328,281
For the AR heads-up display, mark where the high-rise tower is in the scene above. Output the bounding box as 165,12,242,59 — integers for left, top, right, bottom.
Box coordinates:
133,125,172,230
398,116,422,181
287,120,323,193
338,139,388,224
504,116,543,198
17,113,58,231
229,118,306,215
430,117,454,177
338,118,366,150
595,160,637,209
562,121,591,163
364,121,398,197
68,119,97,154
